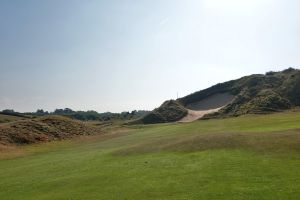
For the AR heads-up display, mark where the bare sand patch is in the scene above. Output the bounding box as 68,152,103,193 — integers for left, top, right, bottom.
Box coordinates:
180,93,235,122
179,108,222,122
186,93,234,110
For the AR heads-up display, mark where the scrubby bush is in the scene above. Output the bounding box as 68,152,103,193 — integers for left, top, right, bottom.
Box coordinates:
138,100,188,124
240,90,291,113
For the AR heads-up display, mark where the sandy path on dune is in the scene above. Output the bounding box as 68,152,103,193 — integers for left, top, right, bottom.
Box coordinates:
179,107,222,123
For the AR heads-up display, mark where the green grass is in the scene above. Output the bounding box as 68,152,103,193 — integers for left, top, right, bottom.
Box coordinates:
1,112,300,199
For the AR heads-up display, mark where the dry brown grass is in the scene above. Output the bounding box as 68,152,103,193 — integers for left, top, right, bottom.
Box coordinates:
0,114,26,124
0,115,103,145
0,144,27,159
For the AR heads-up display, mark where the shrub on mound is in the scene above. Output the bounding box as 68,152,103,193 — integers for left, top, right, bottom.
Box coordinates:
239,90,291,114
137,100,188,124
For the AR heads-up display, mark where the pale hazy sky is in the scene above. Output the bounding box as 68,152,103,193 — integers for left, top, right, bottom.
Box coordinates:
1,0,300,112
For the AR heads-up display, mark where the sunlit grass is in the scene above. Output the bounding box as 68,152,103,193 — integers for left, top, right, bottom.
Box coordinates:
1,111,300,199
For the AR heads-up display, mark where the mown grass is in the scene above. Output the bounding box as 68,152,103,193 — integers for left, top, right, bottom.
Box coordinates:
1,112,300,199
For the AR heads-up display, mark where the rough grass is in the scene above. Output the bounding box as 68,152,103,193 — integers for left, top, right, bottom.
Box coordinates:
0,114,26,124
1,112,300,199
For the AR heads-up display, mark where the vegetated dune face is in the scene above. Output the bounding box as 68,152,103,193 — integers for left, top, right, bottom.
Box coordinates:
180,93,235,122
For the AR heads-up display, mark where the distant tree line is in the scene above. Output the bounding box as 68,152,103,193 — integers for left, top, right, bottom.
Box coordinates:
0,108,150,121
0,109,30,118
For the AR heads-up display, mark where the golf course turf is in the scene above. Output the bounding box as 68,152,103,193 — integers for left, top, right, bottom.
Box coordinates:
1,112,300,199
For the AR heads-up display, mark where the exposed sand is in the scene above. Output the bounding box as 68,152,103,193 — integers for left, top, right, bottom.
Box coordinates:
186,93,235,110
179,93,235,122
179,108,222,122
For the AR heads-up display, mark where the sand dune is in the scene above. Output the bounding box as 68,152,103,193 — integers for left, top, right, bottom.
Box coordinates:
186,93,234,110
180,93,234,122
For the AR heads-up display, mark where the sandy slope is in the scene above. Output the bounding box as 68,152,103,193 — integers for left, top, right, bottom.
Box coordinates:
186,93,235,110
179,108,222,122
179,93,234,122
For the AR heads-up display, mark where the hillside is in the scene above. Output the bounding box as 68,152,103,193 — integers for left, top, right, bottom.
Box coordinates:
0,114,27,124
138,68,300,124
0,116,101,145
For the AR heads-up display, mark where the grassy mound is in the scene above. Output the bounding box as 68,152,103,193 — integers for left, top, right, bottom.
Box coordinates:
0,116,101,145
0,114,27,124
134,100,188,124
